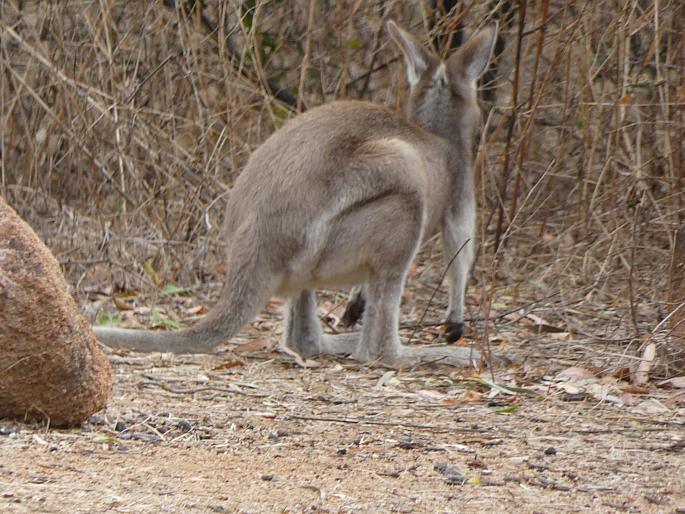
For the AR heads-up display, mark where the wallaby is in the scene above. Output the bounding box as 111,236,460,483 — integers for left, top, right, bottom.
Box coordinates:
94,21,497,367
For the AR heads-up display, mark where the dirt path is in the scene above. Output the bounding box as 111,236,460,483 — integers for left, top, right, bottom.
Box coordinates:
2,344,684,513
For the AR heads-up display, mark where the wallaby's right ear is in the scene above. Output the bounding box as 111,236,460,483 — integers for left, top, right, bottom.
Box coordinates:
387,21,435,88
448,23,498,85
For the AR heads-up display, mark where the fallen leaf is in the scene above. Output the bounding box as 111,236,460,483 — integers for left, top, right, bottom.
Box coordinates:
554,367,597,382
234,338,275,353
278,344,321,368
558,383,584,395
417,390,446,401
376,370,400,389
434,463,465,484
657,376,685,389
115,289,140,298
664,391,685,406
253,411,277,418
32,434,48,445
184,305,206,316
460,389,483,403
586,383,623,405
520,313,566,333
630,399,671,415
618,383,648,394
611,367,631,380
159,284,192,297
632,342,656,386
547,332,572,340
113,297,134,311
478,377,537,396
93,434,118,444
212,356,246,370
617,392,639,406
494,404,520,414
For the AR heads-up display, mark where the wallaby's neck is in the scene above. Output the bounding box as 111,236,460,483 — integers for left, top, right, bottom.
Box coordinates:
429,122,476,187
446,142,475,191
407,109,474,179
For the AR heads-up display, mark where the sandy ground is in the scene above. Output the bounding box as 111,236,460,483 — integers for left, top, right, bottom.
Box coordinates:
2,263,685,514
2,333,685,514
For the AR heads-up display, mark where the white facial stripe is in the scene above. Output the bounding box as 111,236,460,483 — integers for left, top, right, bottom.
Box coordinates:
433,62,447,85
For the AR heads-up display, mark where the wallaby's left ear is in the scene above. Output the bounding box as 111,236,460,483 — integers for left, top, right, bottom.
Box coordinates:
387,21,437,88
448,22,498,84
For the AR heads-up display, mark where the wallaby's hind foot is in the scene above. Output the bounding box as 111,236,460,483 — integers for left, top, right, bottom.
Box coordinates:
443,320,465,343
321,333,359,356
396,344,479,368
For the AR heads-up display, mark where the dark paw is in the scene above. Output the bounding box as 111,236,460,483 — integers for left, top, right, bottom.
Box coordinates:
341,294,366,327
444,320,464,343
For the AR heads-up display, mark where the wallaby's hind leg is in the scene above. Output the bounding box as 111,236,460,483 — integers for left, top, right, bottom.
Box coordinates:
351,272,480,367
442,203,476,343
284,290,358,358
357,273,479,366
283,290,323,358
354,275,404,363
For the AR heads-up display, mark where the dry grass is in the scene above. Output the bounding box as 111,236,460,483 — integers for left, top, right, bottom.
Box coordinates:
1,0,683,374
2,5,685,509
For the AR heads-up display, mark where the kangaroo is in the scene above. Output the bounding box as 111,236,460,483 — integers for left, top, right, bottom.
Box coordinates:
94,21,497,367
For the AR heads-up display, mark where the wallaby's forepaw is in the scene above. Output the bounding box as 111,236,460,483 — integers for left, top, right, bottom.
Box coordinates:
341,294,366,327
443,320,464,343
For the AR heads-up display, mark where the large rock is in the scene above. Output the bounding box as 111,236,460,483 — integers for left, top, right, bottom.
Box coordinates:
0,197,111,426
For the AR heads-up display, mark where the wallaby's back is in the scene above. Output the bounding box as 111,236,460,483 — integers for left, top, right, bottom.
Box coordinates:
224,101,453,269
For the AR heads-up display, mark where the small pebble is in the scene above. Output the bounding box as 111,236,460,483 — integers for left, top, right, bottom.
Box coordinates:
177,420,192,432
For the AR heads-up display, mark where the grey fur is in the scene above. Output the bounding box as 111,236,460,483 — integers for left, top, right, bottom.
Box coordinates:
94,21,498,367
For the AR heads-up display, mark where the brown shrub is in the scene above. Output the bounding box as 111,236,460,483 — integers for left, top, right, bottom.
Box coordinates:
0,197,111,427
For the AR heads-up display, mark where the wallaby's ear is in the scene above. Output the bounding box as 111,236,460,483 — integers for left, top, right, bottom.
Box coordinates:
448,22,498,84
387,21,435,88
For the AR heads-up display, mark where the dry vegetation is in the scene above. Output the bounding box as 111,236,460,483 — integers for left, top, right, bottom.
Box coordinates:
1,0,684,512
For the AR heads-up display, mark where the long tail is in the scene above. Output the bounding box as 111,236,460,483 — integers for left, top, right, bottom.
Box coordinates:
94,253,277,354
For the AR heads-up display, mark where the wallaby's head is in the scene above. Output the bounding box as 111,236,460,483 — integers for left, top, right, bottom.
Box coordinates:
388,21,497,150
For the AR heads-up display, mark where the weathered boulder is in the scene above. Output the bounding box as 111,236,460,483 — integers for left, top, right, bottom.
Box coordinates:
0,197,111,426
